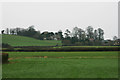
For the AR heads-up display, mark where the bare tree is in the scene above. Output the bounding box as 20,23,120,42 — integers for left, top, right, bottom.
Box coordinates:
113,36,117,41
86,26,94,39
6,28,9,34
97,28,104,40
64,29,71,38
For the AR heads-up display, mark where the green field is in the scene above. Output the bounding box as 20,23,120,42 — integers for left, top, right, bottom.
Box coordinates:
2,51,118,78
2,34,61,46
62,46,118,48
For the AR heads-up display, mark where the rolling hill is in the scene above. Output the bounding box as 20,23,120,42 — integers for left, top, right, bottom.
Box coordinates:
2,34,62,46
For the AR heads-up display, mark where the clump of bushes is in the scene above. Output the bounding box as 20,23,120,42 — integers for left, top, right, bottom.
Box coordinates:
1,43,14,51
1,53,9,64
2,43,11,48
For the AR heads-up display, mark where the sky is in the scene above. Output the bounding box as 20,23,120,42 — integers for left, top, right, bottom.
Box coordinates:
0,2,118,40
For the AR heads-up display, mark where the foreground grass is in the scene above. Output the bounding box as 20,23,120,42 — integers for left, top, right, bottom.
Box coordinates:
2,34,61,46
6,51,118,58
2,51,118,78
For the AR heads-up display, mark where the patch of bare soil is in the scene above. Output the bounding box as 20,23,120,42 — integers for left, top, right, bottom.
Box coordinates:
8,61,19,64
67,56,118,59
8,56,65,60
8,57,21,60
8,56,118,61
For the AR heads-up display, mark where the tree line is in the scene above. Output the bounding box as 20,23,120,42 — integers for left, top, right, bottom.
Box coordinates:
63,26,104,46
1,25,119,46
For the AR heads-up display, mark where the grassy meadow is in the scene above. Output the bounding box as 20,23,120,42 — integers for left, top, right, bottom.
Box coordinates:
2,34,61,46
2,51,118,78
2,34,119,78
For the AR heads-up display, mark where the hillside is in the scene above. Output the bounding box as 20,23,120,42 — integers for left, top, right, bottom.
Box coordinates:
2,34,62,46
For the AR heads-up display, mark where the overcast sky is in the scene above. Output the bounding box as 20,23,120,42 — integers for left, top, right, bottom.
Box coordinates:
1,2,118,39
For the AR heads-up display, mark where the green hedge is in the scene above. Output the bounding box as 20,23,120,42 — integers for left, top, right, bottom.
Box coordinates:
2,47,119,52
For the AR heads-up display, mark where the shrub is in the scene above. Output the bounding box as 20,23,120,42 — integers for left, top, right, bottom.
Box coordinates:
2,43,14,51
1,53,9,64
2,43,11,48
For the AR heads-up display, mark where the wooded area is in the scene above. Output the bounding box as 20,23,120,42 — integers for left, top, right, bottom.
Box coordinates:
1,25,119,46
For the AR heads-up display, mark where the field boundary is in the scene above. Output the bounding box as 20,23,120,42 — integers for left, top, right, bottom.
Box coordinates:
2,46,120,52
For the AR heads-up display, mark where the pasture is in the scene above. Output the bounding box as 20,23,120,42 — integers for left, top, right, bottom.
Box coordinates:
2,51,118,78
2,34,61,46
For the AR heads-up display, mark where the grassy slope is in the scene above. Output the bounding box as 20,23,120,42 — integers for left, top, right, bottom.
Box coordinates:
2,34,61,46
2,51,118,78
